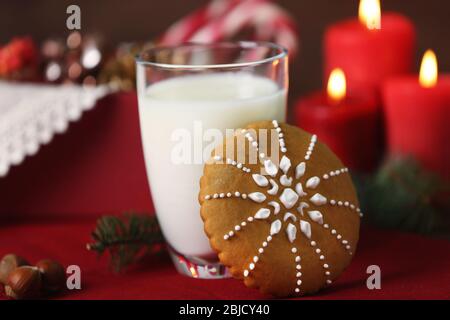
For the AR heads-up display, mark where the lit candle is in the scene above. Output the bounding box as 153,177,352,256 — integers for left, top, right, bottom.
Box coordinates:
324,0,416,105
294,68,381,172
383,50,450,180
327,68,346,104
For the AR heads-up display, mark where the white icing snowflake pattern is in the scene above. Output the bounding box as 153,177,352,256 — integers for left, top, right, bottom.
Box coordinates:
203,120,362,295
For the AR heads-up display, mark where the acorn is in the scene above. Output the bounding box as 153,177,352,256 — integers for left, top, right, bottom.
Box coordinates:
36,259,66,293
0,254,29,285
5,266,42,299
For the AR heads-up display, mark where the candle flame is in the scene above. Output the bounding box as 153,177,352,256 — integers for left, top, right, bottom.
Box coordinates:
359,0,381,30
419,49,438,88
327,68,346,103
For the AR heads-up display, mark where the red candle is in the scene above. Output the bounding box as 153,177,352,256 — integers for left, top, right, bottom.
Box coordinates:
295,68,381,172
383,50,450,180
324,0,416,104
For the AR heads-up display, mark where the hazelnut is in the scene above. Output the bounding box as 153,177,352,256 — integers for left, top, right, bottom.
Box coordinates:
0,254,29,285
5,266,42,299
36,259,66,293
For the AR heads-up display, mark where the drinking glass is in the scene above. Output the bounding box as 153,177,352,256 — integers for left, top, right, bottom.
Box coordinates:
136,41,288,278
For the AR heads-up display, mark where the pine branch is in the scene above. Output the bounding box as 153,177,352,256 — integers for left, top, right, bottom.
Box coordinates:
356,156,450,235
87,213,165,272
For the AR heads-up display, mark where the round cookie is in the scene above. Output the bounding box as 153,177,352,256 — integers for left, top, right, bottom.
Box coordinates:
199,121,361,297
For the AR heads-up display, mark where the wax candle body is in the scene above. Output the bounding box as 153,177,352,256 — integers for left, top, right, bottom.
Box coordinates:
324,13,416,104
383,75,450,180
294,93,380,172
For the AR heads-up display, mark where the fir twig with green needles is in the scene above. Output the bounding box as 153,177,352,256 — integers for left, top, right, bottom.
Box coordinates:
87,213,165,272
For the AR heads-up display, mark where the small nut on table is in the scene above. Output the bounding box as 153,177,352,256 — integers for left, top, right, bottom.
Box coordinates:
5,266,42,299
0,254,29,285
36,259,66,293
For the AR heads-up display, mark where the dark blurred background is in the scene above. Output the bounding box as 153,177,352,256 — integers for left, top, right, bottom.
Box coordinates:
1,0,449,95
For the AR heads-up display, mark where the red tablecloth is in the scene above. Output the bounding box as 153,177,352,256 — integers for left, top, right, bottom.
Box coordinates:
0,93,153,220
0,92,449,299
0,221,449,300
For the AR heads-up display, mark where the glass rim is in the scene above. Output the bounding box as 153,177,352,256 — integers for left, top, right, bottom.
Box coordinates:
135,41,288,70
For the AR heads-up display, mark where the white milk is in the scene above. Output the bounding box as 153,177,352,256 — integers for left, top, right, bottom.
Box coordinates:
138,72,286,257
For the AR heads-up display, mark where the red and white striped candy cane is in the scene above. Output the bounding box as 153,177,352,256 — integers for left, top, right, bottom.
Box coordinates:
159,0,243,45
159,0,299,57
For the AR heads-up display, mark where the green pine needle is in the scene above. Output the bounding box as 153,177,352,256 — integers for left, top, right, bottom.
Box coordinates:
87,213,165,272
356,156,450,235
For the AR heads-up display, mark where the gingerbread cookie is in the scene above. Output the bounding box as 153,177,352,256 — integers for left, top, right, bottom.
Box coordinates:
199,121,361,297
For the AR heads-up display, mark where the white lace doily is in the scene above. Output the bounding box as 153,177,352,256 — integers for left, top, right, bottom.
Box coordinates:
0,81,111,178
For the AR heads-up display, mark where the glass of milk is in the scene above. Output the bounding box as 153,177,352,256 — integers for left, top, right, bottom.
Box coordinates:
136,42,288,278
